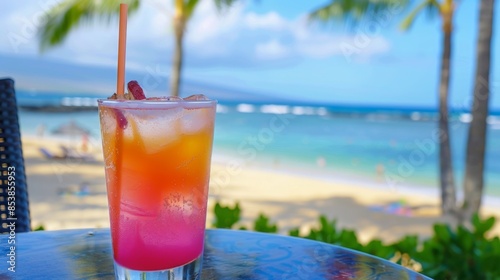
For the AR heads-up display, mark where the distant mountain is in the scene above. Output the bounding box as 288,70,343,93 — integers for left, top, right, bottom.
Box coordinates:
1,53,295,105
4,53,500,114
14,81,297,109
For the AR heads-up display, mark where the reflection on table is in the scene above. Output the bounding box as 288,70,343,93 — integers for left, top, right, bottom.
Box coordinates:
0,228,431,279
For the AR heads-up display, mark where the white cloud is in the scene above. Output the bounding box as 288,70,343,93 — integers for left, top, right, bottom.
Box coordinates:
1,3,52,54
0,1,391,70
296,33,391,59
184,0,244,57
256,40,289,60
289,16,391,60
244,12,288,31
183,1,391,64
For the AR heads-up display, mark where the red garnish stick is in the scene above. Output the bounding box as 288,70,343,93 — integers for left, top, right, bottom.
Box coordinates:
128,80,146,100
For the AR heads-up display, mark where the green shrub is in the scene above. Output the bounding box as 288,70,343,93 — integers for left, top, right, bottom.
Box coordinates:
212,201,241,229
414,215,500,279
33,225,45,231
289,216,364,251
211,202,500,279
253,213,277,233
364,238,396,260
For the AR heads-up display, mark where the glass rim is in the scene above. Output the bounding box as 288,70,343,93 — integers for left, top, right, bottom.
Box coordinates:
98,98,217,109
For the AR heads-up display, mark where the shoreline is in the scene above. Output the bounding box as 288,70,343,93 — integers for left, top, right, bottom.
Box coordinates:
23,133,500,205
19,109,500,200
210,157,500,214
23,133,500,206
20,135,500,242
211,152,500,207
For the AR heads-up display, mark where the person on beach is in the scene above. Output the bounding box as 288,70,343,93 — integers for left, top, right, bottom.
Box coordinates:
317,156,326,168
81,133,89,153
36,123,46,138
376,163,385,182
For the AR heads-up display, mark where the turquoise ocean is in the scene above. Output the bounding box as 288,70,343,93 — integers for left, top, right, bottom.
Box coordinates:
15,91,500,199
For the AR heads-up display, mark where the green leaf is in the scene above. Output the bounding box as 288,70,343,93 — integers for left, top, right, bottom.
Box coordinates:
184,0,200,19
474,216,496,238
433,223,452,243
212,201,242,229
309,0,411,27
33,225,45,231
472,213,482,229
363,239,395,259
393,235,418,255
253,213,278,233
400,0,440,30
39,0,140,51
338,229,360,249
288,228,300,237
213,0,239,10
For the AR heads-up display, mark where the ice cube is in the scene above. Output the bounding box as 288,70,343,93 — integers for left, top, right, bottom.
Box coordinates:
100,108,117,133
124,108,155,120
145,97,166,101
100,108,119,161
122,118,135,140
181,107,213,134
132,107,183,153
166,96,183,101
145,96,183,101
183,94,209,101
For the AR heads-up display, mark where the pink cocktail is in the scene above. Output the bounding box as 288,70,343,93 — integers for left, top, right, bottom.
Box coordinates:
99,97,216,278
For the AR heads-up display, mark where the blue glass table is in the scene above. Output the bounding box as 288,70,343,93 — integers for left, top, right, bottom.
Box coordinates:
0,228,430,279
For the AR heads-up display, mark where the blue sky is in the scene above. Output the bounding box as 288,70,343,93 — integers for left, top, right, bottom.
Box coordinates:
0,0,499,108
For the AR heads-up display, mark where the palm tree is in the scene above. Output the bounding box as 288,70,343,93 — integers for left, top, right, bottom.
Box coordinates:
309,0,458,216
39,0,238,97
461,0,495,222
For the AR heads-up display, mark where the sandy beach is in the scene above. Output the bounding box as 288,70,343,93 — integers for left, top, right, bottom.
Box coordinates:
22,136,500,243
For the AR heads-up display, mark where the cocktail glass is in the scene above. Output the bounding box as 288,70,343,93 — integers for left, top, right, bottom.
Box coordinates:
98,97,216,279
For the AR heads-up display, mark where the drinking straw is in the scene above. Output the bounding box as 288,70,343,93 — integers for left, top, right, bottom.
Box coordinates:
114,3,127,255
116,3,128,98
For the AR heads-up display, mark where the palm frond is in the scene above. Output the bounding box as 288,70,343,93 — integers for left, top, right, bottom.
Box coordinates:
400,0,440,30
425,0,440,17
213,0,240,10
309,0,411,26
184,0,200,19
39,0,140,51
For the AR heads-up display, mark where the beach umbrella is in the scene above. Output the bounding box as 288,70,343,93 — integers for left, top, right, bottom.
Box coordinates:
51,121,91,137
51,120,92,150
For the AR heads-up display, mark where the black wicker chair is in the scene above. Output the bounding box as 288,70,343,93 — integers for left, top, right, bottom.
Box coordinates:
0,78,31,233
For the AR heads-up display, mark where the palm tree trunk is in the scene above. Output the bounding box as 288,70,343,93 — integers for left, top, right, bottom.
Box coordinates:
462,0,495,222
170,15,186,97
438,9,457,216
